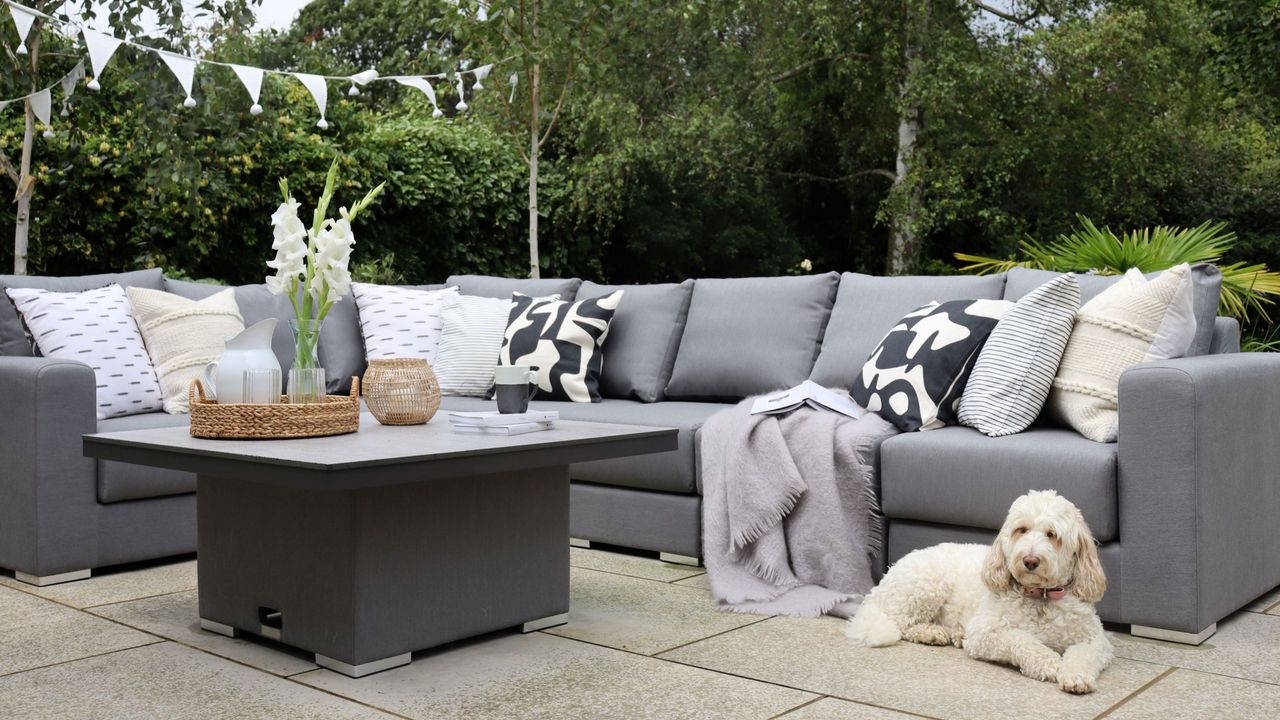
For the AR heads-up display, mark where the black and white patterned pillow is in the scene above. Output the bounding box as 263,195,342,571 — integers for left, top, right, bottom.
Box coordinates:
850,298,1011,432
499,290,624,403
5,284,164,419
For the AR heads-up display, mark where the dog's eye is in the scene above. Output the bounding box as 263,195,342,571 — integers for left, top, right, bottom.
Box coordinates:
1047,530,1057,539
1013,527,1026,535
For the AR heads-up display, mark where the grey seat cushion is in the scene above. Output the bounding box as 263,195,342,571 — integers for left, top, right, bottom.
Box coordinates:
96,411,195,503
165,279,299,378
879,426,1118,541
1,269,165,357
445,274,581,300
319,284,449,395
577,280,694,403
809,273,1007,389
1003,264,1223,356
665,273,839,401
438,396,726,494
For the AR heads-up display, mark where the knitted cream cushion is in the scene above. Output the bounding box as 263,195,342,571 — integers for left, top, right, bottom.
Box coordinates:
1048,264,1195,442
127,286,244,413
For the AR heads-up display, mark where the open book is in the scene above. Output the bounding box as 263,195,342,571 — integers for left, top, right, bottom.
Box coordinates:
749,380,863,419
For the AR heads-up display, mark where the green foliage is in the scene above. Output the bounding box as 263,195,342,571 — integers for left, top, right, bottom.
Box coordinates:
956,216,1280,323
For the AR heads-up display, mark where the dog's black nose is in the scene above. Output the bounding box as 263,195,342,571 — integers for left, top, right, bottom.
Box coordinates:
1022,555,1040,571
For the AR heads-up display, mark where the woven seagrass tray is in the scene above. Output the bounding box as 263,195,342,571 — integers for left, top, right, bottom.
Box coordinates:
188,377,360,439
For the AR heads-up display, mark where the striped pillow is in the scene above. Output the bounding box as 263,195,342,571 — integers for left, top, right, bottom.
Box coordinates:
958,273,1080,437
433,293,558,397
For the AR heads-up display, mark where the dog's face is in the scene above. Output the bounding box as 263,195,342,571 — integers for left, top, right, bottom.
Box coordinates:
982,490,1106,603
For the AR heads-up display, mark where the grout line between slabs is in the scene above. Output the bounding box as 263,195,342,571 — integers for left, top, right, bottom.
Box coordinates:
81,587,196,610
1117,654,1280,688
1092,666,1177,720
568,561,707,587
1261,598,1280,615
768,695,826,719
0,638,166,680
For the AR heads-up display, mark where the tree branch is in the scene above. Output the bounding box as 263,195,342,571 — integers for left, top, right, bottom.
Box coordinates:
969,1,1043,26
537,4,601,150
0,148,18,186
778,168,898,184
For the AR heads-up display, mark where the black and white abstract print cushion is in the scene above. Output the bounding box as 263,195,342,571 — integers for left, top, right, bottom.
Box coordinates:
850,298,1011,432
5,283,163,420
500,290,624,403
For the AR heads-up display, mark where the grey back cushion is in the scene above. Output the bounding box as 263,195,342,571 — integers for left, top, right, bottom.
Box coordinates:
577,279,694,403
0,268,164,356
1003,264,1223,356
165,278,296,375
446,274,581,300
320,284,448,394
809,272,1007,389
665,273,839,401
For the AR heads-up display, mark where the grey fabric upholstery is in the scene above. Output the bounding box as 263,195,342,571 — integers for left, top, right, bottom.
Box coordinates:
666,273,839,401
1118,353,1280,633
1,269,164,357
95,494,195,568
1210,316,1241,354
810,272,1006,389
571,482,701,558
319,284,449,395
577,280,694,402
445,274,581,300
885,520,1121,622
439,395,725,493
165,279,295,374
1004,264,1223,356
880,426,1118,541
96,413,194,503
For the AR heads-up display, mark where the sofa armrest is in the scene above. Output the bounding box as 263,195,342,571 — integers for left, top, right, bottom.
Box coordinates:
1209,316,1240,354
0,357,100,576
1118,352,1280,633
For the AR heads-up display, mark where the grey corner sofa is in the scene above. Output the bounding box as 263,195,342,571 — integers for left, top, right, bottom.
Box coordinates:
1,266,1275,646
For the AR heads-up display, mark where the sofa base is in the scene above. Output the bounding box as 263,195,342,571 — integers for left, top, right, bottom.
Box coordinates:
15,568,91,586
569,482,701,558
1131,623,1217,646
659,552,701,567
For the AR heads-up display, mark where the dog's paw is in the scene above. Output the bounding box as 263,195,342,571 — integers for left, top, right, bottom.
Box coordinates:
1057,670,1097,694
1019,655,1059,683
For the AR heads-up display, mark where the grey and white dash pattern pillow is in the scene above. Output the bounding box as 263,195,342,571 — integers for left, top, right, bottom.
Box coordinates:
5,284,163,419
500,290,624,403
850,298,1011,432
350,283,459,363
958,273,1080,437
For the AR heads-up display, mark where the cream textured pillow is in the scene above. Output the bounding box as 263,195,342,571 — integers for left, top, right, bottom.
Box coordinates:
1048,264,1195,442
127,286,244,413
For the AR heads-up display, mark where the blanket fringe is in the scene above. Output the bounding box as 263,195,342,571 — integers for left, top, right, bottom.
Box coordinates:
729,484,803,553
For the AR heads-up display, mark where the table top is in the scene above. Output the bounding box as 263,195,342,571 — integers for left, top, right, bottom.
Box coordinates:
84,413,678,490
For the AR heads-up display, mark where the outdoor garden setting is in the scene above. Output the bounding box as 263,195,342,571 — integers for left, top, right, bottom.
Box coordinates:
2,1,1280,719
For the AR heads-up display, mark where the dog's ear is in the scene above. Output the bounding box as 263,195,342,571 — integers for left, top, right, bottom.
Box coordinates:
981,532,1014,594
1072,519,1107,604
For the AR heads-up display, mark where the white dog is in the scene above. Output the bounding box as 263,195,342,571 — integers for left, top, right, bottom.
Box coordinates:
845,490,1112,694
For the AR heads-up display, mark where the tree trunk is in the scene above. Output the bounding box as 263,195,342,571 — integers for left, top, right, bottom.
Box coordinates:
13,32,39,276
887,100,923,275
526,0,541,280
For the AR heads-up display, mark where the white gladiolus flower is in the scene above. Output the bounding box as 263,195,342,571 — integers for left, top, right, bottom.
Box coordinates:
265,198,308,295
307,209,356,304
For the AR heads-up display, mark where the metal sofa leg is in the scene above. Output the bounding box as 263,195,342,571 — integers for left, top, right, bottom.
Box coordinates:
1131,623,1217,646
659,552,701,567
569,538,591,549
15,569,91,586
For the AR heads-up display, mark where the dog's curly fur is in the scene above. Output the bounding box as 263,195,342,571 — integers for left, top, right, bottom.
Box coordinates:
845,490,1113,694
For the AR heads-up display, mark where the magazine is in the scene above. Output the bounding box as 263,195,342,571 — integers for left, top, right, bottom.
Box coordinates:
452,421,556,436
749,380,863,419
447,410,560,426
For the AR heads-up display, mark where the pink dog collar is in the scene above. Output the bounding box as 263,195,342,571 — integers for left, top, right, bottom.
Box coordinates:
1024,586,1068,601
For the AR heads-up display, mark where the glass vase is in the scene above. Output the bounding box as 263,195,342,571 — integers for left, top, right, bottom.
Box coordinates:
288,318,327,404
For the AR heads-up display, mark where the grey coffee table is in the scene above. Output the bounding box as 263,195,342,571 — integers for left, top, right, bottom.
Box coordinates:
84,415,676,677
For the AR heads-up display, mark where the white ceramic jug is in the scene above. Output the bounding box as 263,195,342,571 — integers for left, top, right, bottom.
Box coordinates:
202,318,281,403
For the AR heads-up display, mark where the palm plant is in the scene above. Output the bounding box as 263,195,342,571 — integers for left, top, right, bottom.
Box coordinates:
955,216,1280,322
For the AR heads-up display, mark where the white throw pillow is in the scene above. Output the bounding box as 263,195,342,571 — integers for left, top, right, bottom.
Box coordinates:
5,284,164,419
1048,264,1195,442
434,294,557,397
126,286,244,414
350,283,459,363
958,273,1080,437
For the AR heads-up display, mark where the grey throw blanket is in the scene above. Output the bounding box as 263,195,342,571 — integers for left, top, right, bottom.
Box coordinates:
700,399,899,618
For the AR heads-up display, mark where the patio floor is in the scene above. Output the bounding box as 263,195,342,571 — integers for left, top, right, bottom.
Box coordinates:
1,546,1278,719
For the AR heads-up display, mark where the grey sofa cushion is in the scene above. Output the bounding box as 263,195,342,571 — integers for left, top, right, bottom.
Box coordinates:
809,273,1007,390
446,274,581,300
95,412,195,503
665,273,839,401
438,395,726,494
1004,264,1223,356
166,279,296,374
880,426,1118,541
0,269,165,357
577,280,694,402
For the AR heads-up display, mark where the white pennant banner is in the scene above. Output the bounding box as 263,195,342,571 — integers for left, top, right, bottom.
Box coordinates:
231,64,263,115
454,72,468,111
472,64,492,90
295,73,328,128
158,51,198,107
82,29,124,90
395,77,442,118
509,72,518,103
59,60,84,116
8,3,36,55
29,88,51,135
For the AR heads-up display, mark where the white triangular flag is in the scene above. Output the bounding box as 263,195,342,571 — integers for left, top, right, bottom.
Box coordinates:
472,64,492,90
347,68,378,97
157,51,198,107
59,60,84,116
0,101,10,114
9,3,37,55
455,73,468,111
83,29,124,90
508,72,518,103
295,73,328,128
29,88,51,136
477,1,489,21
395,77,442,118
231,64,264,115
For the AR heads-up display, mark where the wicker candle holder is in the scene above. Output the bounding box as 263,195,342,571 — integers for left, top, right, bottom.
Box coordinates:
362,358,441,425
